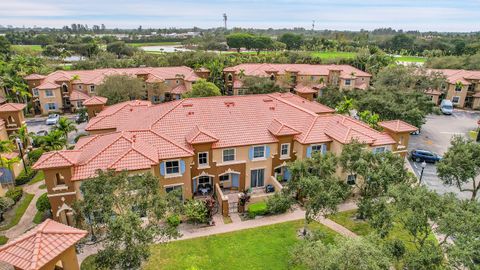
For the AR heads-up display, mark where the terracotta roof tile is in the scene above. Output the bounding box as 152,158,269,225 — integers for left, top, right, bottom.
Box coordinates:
224,64,371,77
294,85,317,94
0,103,26,112
170,84,187,95
24,74,46,80
69,90,90,101
36,82,59,90
83,96,108,106
0,219,86,270
379,120,418,133
268,119,301,136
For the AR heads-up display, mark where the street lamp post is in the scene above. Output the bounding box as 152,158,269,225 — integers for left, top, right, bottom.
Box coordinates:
419,161,427,185
15,138,28,174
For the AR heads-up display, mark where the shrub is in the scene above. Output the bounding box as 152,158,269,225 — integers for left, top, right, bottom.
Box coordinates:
6,187,23,203
28,148,44,163
166,214,181,227
36,193,51,213
184,199,208,224
265,193,292,214
15,169,36,186
247,202,267,218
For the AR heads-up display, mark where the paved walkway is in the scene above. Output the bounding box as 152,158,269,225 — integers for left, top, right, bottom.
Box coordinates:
77,201,359,264
2,180,45,240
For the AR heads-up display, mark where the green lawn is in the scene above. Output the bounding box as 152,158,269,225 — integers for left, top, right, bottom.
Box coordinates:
310,51,357,60
395,56,426,63
28,171,44,185
33,210,44,224
0,235,8,245
11,45,43,52
82,220,338,270
127,42,182,47
0,193,35,231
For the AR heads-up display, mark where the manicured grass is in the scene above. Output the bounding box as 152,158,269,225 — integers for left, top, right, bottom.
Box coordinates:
28,171,44,185
395,56,426,63
39,184,46,189
0,193,35,231
127,42,181,47
11,45,43,52
310,51,357,60
82,220,338,270
0,235,8,245
33,211,44,224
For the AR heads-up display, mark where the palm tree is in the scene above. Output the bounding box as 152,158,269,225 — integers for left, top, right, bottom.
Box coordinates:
1,156,20,172
0,140,15,168
38,130,67,151
52,117,77,141
9,124,30,148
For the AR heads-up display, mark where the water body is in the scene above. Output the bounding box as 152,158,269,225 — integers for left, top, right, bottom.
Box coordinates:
140,45,192,53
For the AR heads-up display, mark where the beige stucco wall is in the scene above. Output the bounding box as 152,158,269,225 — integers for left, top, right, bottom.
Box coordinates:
38,245,81,270
446,83,467,108
38,88,63,115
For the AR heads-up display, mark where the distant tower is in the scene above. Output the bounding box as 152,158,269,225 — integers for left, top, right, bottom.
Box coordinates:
223,13,228,29
312,20,315,31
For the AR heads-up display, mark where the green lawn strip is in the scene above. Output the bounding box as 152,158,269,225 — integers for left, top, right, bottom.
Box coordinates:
127,42,181,47
82,220,338,270
11,45,43,52
39,184,46,189
28,171,44,185
33,210,44,224
310,51,357,60
395,56,426,63
0,235,8,245
0,193,35,231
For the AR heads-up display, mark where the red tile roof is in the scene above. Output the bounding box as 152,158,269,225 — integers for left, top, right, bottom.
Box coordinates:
69,90,90,101
425,89,442,96
427,69,480,85
36,82,60,90
294,85,317,94
170,84,187,95
35,93,398,180
224,64,371,78
0,103,26,112
24,74,46,80
0,219,86,270
83,96,108,106
379,120,418,133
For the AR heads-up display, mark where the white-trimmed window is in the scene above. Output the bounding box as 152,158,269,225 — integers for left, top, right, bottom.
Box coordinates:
227,73,233,82
311,144,323,153
219,175,229,182
45,90,54,97
345,79,351,86
452,96,460,104
372,146,386,154
46,103,56,110
32,88,39,96
198,152,208,166
165,185,183,200
280,143,290,157
253,145,266,159
165,160,180,175
89,85,95,93
176,80,180,85
223,149,235,162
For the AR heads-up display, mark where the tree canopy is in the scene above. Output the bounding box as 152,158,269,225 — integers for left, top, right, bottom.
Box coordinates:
183,79,221,98
96,74,146,105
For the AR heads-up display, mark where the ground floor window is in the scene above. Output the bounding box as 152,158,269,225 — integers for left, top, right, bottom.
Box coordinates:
452,96,460,104
347,174,356,185
219,175,229,181
251,168,265,187
46,103,56,110
165,185,183,200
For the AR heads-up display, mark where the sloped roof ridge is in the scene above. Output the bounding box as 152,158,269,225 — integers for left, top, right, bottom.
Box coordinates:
297,115,320,143
268,93,318,116
149,99,187,130
81,132,133,165
147,129,194,155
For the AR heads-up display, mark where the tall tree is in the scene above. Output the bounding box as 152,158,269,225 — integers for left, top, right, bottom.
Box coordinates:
279,33,304,50
183,79,221,98
36,130,67,151
52,117,77,140
96,75,145,105
437,135,480,201
242,76,285,94
78,171,181,269
0,140,15,168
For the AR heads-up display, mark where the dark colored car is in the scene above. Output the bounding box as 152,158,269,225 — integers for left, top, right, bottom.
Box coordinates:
410,149,442,163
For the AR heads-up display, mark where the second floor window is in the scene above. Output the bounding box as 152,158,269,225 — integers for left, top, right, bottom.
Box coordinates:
455,84,462,92
32,88,39,96
198,152,208,166
311,144,323,153
165,160,180,175
55,173,65,185
45,90,54,97
253,146,265,159
223,149,235,162
372,147,386,154
280,143,290,157
345,79,351,86
90,85,95,92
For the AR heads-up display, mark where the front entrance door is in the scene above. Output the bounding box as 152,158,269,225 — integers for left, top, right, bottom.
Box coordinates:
251,169,265,188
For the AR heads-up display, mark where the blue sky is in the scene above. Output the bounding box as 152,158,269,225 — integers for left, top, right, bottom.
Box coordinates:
1,0,479,32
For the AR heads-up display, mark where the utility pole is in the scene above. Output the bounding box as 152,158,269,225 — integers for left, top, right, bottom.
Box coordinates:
312,20,315,31
223,13,227,30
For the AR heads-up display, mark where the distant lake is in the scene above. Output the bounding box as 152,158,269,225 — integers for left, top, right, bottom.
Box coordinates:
140,45,192,53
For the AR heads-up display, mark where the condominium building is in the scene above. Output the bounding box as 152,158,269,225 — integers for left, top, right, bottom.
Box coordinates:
223,64,371,100
425,69,480,109
24,67,209,115
33,93,415,225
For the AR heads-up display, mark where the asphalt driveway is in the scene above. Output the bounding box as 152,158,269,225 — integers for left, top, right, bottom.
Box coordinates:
408,110,480,200
25,115,87,145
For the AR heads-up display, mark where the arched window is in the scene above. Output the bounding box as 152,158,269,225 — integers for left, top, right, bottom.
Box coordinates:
62,83,68,93
270,74,275,81
7,116,15,124
55,173,65,185
227,73,233,82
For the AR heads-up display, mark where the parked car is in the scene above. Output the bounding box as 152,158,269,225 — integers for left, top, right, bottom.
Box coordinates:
440,100,454,115
45,114,60,125
410,149,442,163
75,113,87,124
36,130,48,136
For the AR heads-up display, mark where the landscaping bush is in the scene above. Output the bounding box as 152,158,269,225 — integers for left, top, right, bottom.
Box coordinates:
0,197,14,222
6,187,23,203
266,193,293,214
15,169,36,186
247,202,267,218
184,199,208,224
36,193,51,213
28,148,44,163
166,214,181,227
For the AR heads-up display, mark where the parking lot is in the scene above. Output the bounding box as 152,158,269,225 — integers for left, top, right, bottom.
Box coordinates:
26,115,87,145
408,110,480,200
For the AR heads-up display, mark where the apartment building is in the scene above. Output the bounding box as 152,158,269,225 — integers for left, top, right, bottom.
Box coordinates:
33,93,414,224
223,64,372,101
24,67,209,115
426,69,480,109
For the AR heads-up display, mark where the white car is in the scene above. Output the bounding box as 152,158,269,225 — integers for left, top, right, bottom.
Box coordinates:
45,114,60,125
